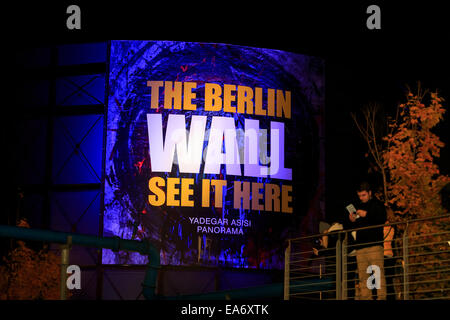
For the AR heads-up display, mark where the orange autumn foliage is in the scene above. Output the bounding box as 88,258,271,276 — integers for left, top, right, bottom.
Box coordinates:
383,90,450,219
0,219,65,300
382,89,450,299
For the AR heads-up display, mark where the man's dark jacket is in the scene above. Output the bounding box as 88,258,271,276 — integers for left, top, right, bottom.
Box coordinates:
352,198,387,250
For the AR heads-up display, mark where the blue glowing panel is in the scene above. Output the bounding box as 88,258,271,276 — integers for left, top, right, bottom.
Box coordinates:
58,42,107,66
103,40,324,268
52,115,103,184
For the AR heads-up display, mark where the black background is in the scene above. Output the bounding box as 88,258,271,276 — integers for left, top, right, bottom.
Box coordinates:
3,0,449,313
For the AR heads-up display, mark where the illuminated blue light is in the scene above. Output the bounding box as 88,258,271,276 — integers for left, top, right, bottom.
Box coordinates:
102,40,324,268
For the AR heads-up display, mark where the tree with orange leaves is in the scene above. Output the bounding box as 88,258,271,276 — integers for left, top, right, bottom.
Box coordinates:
0,219,65,300
382,88,450,299
383,89,449,219
352,87,449,219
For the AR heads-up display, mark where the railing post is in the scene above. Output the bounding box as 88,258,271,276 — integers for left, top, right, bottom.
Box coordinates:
60,236,72,300
336,233,342,300
342,232,348,300
319,263,323,300
284,240,291,300
403,223,409,300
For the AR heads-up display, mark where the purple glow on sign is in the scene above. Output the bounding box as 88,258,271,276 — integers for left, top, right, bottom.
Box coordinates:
103,40,324,268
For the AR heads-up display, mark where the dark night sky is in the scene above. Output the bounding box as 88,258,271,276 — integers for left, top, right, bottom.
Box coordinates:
6,1,450,225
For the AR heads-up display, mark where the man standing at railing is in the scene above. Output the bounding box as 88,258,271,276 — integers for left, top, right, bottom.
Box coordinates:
349,181,387,300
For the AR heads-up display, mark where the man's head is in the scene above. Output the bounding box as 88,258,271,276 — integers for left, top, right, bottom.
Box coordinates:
357,181,372,203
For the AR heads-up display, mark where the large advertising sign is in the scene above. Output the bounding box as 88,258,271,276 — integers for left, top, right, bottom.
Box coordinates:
103,40,324,268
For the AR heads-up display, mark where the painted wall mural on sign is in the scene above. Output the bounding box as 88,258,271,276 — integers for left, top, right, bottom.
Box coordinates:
103,40,325,268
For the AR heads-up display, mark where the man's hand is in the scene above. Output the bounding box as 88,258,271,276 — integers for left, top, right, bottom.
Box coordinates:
349,213,357,222
356,209,367,217
313,247,319,256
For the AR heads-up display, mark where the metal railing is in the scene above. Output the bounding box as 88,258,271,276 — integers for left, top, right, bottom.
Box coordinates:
0,225,160,300
284,214,450,300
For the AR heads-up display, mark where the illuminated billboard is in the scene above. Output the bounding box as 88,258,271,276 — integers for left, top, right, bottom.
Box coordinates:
102,40,324,268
